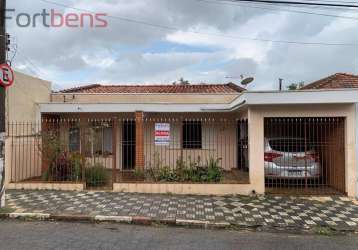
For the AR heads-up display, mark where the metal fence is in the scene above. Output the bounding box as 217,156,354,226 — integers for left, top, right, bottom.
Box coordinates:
264,117,345,195
7,117,249,188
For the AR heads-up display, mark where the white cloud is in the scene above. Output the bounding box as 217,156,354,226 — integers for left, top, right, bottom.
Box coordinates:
7,0,358,90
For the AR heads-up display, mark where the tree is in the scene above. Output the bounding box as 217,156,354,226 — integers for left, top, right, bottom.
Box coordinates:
173,77,190,85
287,82,305,90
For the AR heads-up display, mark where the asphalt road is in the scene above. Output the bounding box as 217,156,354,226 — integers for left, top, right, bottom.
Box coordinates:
1,220,358,250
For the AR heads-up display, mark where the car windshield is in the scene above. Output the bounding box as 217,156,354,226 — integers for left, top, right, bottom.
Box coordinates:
268,139,312,152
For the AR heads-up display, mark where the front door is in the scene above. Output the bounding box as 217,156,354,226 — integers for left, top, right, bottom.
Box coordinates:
122,120,136,170
237,119,248,172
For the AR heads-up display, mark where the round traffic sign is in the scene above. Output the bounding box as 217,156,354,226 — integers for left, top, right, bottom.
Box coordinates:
0,64,14,88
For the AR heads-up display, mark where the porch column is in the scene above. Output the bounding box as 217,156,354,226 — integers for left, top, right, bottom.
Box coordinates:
79,117,88,183
135,111,145,170
112,118,118,183
41,118,50,174
247,107,265,194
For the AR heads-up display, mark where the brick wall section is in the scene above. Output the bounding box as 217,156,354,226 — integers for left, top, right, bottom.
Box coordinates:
135,111,145,170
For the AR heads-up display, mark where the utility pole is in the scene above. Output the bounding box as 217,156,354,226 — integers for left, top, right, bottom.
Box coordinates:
0,0,6,208
279,78,283,91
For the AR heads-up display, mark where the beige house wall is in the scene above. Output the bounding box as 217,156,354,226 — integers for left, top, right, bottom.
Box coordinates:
5,72,50,183
6,99,356,197
7,71,51,122
45,113,245,171
247,104,357,197
5,137,42,183
50,93,239,104
143,120,238,171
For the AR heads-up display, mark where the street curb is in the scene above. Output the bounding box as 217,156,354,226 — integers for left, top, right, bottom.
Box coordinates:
132,216,152,225
1,212,356,233
94,215,132,223
50,214,93,222
0,212,233,229
8,212,50,220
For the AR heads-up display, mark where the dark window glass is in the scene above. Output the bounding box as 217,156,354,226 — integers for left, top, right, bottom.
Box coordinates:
183,121,202,149
268,139,312,152
90,122,113,156
69,127,80,152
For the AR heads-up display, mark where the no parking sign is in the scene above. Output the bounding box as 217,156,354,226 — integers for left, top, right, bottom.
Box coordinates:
0,63,14,89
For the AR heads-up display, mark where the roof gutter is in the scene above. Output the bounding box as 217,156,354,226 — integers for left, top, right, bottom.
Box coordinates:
200,100,246,112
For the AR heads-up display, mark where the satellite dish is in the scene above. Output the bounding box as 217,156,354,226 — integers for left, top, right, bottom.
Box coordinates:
241,77,254,86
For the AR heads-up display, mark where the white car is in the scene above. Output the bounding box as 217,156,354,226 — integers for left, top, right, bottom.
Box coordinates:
264,138,321,179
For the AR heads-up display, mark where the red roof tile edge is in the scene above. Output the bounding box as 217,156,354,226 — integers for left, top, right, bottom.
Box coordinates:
57,82,245,94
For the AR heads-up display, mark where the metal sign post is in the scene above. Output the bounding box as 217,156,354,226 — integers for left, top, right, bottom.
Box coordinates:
0,64,12,207
0,132,4,207
0,0,7,208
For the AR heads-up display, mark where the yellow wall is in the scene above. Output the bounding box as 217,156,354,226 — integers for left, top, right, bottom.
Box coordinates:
7,71,51,122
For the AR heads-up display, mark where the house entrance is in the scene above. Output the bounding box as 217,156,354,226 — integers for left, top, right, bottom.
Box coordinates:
122,120,136,170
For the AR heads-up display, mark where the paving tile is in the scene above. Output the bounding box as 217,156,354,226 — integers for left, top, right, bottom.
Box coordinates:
4,190,358,230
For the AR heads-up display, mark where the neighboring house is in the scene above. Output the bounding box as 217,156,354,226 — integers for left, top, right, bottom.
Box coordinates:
4,74,358,197
6,71,52,122
301,73,358,90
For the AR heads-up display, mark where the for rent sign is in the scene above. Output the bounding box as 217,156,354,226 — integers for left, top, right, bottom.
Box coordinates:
155,123,170,146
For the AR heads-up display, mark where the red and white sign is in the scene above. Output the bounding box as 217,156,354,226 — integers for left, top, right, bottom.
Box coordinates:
0,64,14,88
155,123,170,146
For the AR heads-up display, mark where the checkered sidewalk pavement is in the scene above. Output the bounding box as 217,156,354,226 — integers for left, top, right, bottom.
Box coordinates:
5,190,358,231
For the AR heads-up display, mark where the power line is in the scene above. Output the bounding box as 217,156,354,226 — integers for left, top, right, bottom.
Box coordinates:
198,0,358,20
227,0,358,8
37,0,358,47
14,48,49,78
291,0,358,4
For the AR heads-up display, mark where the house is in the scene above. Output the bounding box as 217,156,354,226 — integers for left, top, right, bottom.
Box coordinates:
6,71,51,122
301,73,358,90
4,73,358,197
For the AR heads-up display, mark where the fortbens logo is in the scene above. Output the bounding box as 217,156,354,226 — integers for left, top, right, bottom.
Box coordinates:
6,9,108,28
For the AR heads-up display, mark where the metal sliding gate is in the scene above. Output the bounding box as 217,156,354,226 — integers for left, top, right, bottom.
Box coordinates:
264,117,345,195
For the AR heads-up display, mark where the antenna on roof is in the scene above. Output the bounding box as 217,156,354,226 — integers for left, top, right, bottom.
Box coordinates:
225,75,254,87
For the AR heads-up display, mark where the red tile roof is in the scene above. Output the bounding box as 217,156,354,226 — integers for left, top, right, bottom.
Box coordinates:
59,82,245,94
301,73,358,90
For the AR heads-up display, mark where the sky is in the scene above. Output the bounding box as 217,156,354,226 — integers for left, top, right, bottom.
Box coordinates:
6,0,358,91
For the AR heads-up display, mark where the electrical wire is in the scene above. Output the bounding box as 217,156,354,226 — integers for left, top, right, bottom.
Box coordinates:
198,0,358,20
14,48,49,79
36,0,358,46
226,0,358,8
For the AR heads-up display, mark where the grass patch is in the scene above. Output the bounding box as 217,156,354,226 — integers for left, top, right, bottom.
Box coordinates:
313,225,335,236
0,207,15,214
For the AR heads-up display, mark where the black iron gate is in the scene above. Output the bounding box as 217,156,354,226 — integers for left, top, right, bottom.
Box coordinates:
237,119,248,172
122,120,136,170
264,117,345,195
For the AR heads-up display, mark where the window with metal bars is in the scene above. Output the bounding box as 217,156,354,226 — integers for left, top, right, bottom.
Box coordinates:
91,125,113,156
69,127,80,152
182,121,202,149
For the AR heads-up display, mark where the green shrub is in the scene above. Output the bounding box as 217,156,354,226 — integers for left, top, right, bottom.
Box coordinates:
159,166,178,182
42,152,83,182
133,168,145,179
148,154,223,183
41,170,49,181
85,164,109,187
69,153,83,181
206,157,223,182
